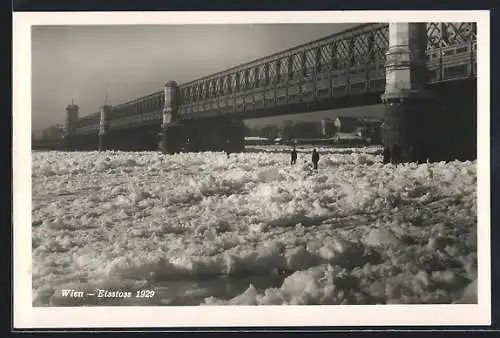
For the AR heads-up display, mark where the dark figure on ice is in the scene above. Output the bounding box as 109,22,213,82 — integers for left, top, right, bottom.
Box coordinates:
225,139,231,158
311,148,319,170
290,146,297,165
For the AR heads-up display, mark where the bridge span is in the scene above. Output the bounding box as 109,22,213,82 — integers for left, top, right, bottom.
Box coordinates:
61,22,477,163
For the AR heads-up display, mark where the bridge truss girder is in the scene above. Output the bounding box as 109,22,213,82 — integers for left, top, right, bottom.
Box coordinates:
72,22,476,135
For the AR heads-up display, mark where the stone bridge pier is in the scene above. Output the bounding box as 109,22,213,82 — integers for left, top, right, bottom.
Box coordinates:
160,81,182,154
382,23,431,164
382,23,476,164
98,105,111,151
60,103,79,150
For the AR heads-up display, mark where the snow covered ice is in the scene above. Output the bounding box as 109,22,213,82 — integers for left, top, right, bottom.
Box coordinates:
31,146,477,306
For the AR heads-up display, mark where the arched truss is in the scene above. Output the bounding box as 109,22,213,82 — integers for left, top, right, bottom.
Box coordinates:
426,22,477,49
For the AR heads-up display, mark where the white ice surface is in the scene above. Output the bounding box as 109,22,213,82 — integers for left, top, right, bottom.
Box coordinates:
31,146,477,306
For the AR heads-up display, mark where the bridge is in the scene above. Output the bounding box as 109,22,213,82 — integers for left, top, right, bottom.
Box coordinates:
60,22,477,163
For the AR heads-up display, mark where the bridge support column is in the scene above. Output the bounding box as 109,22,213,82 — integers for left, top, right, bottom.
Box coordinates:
382,23,430,164
161,80,184,154
161,123,184,154
61,103,79,150
98,105,111,151
98,133,108,151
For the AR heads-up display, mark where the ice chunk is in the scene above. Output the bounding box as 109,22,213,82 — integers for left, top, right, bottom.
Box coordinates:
365,228,402,248
454,279,477,304
285,246,320,271
228,284,258,305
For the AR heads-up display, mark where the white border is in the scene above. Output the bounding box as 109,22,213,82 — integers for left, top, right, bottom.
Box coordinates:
13,11,491,328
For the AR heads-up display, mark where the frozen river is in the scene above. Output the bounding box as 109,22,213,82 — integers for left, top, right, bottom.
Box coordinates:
31,145,477,306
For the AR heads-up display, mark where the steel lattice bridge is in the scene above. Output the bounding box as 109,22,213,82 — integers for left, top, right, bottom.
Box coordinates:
61,22,477,163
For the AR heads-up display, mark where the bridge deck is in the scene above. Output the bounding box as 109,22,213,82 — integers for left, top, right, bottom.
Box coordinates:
73,22,476,135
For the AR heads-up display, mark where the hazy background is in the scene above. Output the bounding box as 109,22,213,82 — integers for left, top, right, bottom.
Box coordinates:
31,23,384,132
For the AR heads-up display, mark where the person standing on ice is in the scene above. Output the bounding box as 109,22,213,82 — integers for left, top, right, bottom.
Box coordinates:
290,146,297,165
225,139,231,158
311,148,319,170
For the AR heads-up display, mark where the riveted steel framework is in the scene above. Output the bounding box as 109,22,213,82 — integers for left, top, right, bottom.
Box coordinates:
73,22,477,135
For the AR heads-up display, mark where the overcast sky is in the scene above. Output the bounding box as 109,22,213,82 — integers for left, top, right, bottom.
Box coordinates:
31,23,385,132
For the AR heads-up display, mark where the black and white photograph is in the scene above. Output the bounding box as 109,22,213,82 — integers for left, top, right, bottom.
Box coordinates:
13,11,490,328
